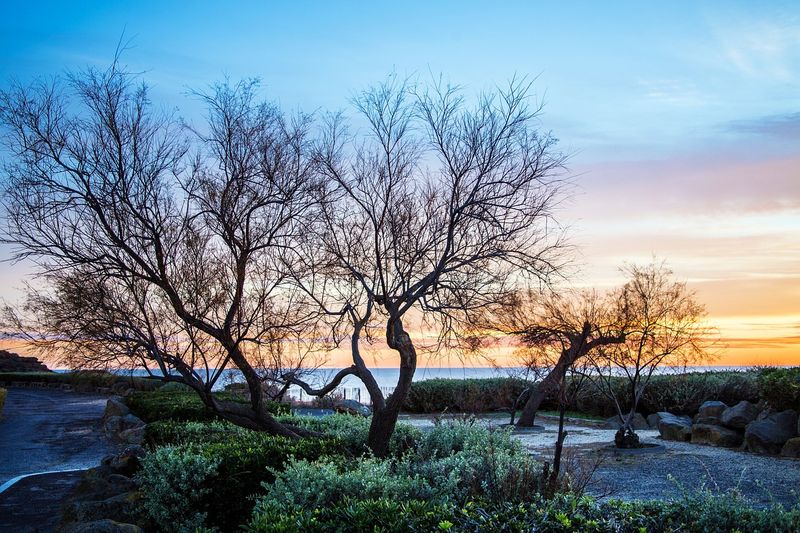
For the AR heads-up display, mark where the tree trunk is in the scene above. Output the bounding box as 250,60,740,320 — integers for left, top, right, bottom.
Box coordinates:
548,403,568,494
366,317,417,456
517,358,569,426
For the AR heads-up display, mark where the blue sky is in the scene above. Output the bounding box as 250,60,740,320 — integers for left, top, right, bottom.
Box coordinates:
1,1,799,363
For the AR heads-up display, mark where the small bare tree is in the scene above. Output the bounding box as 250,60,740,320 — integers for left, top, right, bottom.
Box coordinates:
491,288,626,428
0,63,322,437
284,76,569,455
588,261,713,448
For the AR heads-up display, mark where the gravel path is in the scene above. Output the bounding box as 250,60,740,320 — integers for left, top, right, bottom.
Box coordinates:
400,413,800,508
0,388,121,487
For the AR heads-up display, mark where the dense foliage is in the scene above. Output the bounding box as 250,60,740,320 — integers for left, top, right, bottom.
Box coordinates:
0,387,6,413
247,492,800,533
757,367,800,411
137,431,342,531
125,391,289,423
403,371,763,416
0,371,162,391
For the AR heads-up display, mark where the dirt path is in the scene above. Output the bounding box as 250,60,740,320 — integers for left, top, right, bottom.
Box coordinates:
0,388,120,487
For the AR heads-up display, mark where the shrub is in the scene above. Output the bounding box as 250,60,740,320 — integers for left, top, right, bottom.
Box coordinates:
257,420,544,515
758,367,800,411
248,492,800,532
0,370,162,391
0,388,6,414
280,413,421,456
144,419,249,447
125,390,289,423
247,498,448,533
137,430,343,531
136,446,221,533
403,377,531,413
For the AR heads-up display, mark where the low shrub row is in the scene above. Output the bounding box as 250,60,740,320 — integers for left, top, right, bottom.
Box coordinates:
247,492,800,532
402,370,770,416
125,391,290,423
0,370,163,392
137,431,343,531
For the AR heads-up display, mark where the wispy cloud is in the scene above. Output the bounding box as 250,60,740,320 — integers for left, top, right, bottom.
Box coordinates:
710,15,800,81
638,78,705,107
723,112,800,139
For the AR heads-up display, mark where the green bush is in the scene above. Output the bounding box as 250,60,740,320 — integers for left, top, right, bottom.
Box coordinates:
403,377,531,413
136,446,221,533
138,431,343,531
0,370,162,391
144,419,249,447
125,390,289,423
279,413,421,456
0,387,6,414
758,367,800,411
248,492,800,532
257,420,543,515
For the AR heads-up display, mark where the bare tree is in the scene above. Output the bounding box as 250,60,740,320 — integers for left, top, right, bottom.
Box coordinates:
587,261,713,448
283,76,568,455
0,63,322,438
491,288,626,427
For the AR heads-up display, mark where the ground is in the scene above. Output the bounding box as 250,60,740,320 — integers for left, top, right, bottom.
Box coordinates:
0,388,122,532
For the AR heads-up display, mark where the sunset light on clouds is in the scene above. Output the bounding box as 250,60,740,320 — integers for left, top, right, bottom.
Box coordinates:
0,0,798,366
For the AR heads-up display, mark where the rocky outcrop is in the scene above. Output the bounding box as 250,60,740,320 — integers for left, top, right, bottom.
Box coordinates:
744,410,799,455
60,448,147,532
782,437,800,458
720,401,759,430
0,350,50,372
657,412,693,441
102,398,145,445
695,401,727,425
691,423,743,447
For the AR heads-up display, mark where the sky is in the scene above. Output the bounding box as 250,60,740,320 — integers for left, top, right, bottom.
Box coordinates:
0,1,798,366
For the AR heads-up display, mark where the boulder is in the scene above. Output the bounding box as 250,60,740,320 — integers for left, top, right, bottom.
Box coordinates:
695,400,727,424
103,396,130,419
691,423,743,447
605,413,649,430
646,413,661,429
721,400,760,430
70,492,143,525
781,437,800,458
657,413,693,441
101,446,146,477
117,427,145,445
744,410,799,455
63,520,144,533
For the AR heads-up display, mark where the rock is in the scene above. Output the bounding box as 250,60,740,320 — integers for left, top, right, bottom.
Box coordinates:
695,400,728,424
70,492,143,525
691,423,743,447
0,349,50,372
745,410,799,455
103,396,130,419
720,400,760,430
101,446,146,477
117,427,145,445
605,413,649,430
63,520,144,533
781,437,800,458
657,413,693,441
646,413,661,428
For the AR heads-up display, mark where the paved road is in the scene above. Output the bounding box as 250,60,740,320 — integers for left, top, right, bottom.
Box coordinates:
0,388,120,487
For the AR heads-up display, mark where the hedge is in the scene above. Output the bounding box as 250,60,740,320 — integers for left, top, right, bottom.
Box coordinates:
0,370,163,392
137,431,343,532
125,390,290,423
402,370,764,416
248,492,800,533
